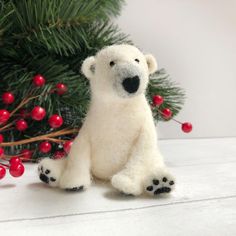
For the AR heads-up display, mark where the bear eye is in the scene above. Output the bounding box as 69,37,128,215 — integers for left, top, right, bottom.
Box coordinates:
135,58,140,63
109,61,115,67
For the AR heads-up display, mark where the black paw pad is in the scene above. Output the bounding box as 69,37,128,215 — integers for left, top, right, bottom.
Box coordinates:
154,187,171,195
65,186,84,192
40,174,49,184
153,179,159,185
162,177,167,182
146,186,153,191
50,177,56,182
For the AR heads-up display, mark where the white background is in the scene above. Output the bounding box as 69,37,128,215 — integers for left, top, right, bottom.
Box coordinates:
116,0,236,139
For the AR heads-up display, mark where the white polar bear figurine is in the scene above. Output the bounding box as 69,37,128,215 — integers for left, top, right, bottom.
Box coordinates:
38,44,175,196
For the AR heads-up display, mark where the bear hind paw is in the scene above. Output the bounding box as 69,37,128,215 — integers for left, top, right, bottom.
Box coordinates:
145,171,175,196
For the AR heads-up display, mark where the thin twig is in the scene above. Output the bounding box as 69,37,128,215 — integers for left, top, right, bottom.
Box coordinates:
0,128,79,147
0,120,15,131
46,138,68,143
10,94,41,116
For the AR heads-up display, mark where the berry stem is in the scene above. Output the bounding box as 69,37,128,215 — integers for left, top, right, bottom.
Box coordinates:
0,120,15,131
171,117,183,125
9,88,53,118
47,138,68,143
156,108,183,124
0,153,37,163
10,94,41,117
0,128,79,147
0,163,9,168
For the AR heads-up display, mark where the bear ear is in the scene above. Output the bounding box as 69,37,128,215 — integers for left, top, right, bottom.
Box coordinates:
145,54,158,74
81,56,96,79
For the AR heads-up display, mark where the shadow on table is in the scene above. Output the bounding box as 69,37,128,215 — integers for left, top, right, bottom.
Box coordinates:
27,180,172,202
97,181,171,201
0,184,16,189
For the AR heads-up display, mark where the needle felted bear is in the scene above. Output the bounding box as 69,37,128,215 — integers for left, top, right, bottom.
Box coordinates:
38,44,175,196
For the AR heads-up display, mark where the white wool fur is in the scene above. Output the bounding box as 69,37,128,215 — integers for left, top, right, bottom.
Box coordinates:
145,54,158,74
38,44,175,196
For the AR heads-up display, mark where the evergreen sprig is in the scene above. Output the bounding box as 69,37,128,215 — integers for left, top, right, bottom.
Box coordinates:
147,69,185,121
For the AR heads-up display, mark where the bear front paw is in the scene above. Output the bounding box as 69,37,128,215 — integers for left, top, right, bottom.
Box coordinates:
38,158,65,187
38,165,58,187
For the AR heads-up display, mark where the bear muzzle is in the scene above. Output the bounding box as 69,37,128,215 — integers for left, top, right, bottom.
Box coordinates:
122,76,140,94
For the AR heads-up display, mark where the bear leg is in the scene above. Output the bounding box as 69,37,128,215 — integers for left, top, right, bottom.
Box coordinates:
58,164,91,191
111,172,144,196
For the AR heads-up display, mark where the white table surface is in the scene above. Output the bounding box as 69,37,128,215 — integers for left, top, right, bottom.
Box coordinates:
0,138,235,236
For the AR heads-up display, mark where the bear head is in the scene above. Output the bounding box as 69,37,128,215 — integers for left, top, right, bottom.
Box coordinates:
81,44,157,100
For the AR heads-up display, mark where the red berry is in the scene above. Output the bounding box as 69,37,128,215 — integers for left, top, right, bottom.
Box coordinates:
56,83,68,95
10,157,22,165
0,109,10,124
0,166,6,179
9,163,25,177
2,92,15,104
16,119,28,131
0,147,4,157
53,151,65,159
39,141,52,153
161,108,172,119
48,114,63,128
31,106,46,121
152,95,164,106
20,149,33,160
182,122,193,133
63,140,73,154
33,74,45,87
0,134,3,143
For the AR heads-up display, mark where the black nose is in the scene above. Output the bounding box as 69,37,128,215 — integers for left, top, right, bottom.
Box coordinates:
40,174,49,184
122,76,140,94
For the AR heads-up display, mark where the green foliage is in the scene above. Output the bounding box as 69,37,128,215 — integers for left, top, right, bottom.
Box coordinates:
0,0,185,159
0,1,13,44
147,69,185,121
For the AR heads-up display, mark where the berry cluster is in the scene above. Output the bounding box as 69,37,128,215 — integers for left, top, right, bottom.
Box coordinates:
0,75,67,130
0,132,72,159
0,74,76,163
152,95,193,133
38,140,73,155
0,157,25,180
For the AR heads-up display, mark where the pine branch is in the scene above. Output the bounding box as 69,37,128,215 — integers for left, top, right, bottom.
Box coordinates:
147,69,185,121
60,22,131,72
0,46,89,117
0,1,14,45
8,0,124,36
91,0,125,18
